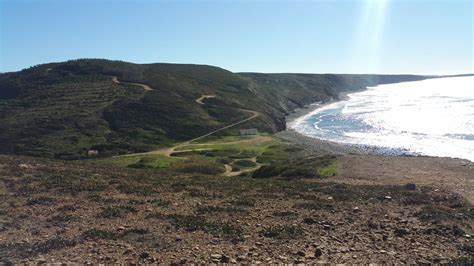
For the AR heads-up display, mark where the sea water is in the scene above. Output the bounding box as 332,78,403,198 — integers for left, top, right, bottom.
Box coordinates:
290,76,474,161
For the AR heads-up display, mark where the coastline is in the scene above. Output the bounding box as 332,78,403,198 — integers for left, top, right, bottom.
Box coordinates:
277,90,370,156
278,87,473,162
278,89,474,204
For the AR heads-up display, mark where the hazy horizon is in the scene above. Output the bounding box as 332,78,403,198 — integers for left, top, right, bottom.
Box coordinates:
1,0,473,74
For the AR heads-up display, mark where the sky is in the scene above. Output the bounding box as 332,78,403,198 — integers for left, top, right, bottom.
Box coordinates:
0,0,473,74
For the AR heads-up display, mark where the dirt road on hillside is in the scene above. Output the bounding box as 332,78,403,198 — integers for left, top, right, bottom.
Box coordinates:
122,109,260,158
111,76,153,91
195,95,216,104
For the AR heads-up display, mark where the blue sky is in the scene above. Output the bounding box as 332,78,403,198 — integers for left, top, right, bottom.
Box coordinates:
1,0,472,74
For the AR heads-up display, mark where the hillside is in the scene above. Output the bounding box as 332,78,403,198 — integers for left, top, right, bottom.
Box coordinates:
0,60,472,264
0,59,428,158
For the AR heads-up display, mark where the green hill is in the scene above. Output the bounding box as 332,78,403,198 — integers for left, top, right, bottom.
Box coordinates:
0,59,428,158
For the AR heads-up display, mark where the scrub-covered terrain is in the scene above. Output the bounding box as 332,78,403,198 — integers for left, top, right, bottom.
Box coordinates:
0,135,472,264
0,59,471,264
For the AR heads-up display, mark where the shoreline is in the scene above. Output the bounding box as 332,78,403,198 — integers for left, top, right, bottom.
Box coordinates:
278,88,473,163
278,90,371,156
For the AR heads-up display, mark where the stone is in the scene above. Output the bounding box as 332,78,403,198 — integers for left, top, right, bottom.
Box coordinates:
405,183,417,190
353,207,360,213
297,251,306,256
315,248,323,257
294,258,306,264
367,220,379,230
394,228,410,237
36,256,47,263
211,254,222,260
139,252,150,259
221,255,230,263
384,196,392,200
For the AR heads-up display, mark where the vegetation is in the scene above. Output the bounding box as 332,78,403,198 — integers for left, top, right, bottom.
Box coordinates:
167,215,243,242
0,151,472,262
0,59,428,158
1,59,469,263
317,161,340,177
262,225,304,239
169,157,225,175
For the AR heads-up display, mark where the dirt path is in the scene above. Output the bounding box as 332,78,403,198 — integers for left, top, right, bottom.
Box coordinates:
121,109,260,160
223,157,261,177
118,89,263,175
111,76,153,91
195,95,216,104
176,135,273,149
184,109,259,145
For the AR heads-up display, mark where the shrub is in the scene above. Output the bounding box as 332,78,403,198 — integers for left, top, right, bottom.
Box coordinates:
27,196,56,206
233,159,257,168
317,161,339,177
81,229,118,240
217,158,232,164
196,205,246,214
262,225,303,239
229,198,256,207
273,211,297,217
252,165,285,178
170,158,225,175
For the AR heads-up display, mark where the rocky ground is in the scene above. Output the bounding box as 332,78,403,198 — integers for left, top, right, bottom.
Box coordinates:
0,152,472,264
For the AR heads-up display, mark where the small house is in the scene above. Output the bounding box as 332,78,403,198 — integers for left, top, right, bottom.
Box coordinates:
239,128,258,136
87,150,99,156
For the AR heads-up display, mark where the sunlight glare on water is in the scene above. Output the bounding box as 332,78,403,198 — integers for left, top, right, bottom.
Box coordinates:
291,76,474,161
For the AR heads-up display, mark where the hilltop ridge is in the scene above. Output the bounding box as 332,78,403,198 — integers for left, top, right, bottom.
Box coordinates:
0,59,428,158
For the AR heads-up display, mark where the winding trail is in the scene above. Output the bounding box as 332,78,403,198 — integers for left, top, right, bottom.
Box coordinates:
124,108,259,158
111,76,153,91
112,77,264,175
223,157,261,177
195,95,216,104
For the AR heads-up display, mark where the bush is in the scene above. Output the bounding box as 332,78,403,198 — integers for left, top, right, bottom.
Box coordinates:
233,159,257,168
281,167,320,179
167,215,243,242
262,225,303,239
81,229,118,240
217,158,232,164
170,158,225,175
252,165,285,178
27,196,56,206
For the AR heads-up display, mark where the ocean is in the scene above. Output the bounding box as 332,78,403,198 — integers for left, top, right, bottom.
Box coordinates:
290,76,474,161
